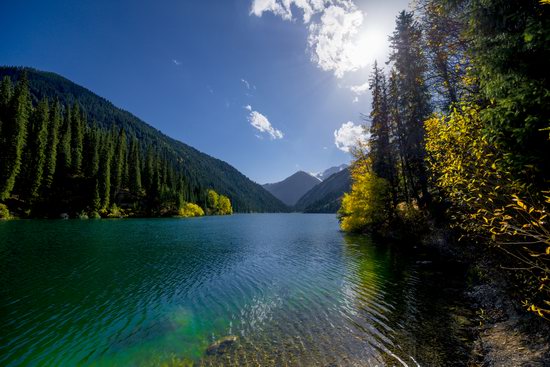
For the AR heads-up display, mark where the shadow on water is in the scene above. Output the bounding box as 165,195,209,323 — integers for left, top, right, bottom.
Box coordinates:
341,234,475,366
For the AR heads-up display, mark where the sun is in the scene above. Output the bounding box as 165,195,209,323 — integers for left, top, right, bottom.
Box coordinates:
355,28,388,64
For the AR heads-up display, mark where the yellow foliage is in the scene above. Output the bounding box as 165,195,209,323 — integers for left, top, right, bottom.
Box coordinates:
178,202,205,218
217,195,233,215
425,102,550,317
206,189,233,215
339,158,391,233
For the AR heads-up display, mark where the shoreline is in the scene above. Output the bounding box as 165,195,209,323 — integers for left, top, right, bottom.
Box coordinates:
421,226,550,366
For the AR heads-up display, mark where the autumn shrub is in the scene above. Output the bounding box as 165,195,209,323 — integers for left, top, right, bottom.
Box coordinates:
0,203,10,219
178,202,205,218
338,159,391,233
425,102,550,318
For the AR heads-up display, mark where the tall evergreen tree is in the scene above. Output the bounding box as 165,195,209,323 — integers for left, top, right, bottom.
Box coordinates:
0,76,13,138
70,103,84,174
368,62,397,205
112,128,127,199
27,99,50,198
98,134,112,209
58,105,72,175
0,73,31,200
128,137,142,194
83,122,100,178
43,100,60,190
389,11,432,204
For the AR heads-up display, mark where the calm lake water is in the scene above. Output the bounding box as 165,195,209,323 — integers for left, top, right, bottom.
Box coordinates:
0,214,473,366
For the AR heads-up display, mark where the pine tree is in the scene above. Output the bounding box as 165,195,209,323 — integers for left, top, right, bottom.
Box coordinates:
83,122,100,177
368,62,397,205
128,137,142,194
43,100,60,190
70,103,84,174
0,76,13,138
112,128,127,199
92,180,101,212
58,105,72,175
27,99,50,198
98,134,112,209
389,11,432,204
0,73,31,200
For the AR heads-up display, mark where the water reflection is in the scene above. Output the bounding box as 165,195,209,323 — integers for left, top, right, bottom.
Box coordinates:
0,215,473,367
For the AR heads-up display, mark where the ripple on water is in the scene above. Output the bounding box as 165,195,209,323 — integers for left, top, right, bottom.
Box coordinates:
0,215,474,366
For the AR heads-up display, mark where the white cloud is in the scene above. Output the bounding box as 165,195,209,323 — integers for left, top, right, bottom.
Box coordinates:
172,59,181,66
334,121,369,152
250,0,369,78
352,96,359,103
247,108,284,139
350,81,369,95
244,104,252,111
241,78,256,90
241,78,251,89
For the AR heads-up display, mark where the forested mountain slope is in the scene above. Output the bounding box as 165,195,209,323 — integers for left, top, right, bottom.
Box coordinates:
294,168,351,213
0,67,287,215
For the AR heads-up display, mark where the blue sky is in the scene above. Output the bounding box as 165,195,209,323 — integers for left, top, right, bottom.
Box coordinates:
0,0,409,184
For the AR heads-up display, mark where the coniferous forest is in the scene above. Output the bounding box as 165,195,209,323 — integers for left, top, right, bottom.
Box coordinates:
0,68,288,218
339,0,549,319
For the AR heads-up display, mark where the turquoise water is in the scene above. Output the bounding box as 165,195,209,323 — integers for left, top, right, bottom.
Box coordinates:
0,214,472,366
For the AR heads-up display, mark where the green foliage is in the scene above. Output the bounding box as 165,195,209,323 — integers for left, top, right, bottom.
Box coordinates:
70,103,84,174
0,72,30,200
26,99,49,198
468,0,550,184
178,202,205,218
43,100,60,190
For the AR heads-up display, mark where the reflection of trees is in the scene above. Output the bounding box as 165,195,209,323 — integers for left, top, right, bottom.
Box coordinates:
341,234,473,366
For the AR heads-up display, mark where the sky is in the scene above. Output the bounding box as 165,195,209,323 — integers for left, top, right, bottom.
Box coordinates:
0,0,409,184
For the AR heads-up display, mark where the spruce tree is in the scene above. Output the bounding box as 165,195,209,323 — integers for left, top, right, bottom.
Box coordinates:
389,11,432,204
43,100,60,190
70,103,84,174
0,76,13,138
0,73,31,200
58,106,72,175
112,128,127,198
368,62,397,205
128,137,142,194
98,134,112,209
27,99,50,198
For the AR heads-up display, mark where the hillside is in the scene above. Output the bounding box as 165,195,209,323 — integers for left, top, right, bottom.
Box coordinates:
0,67,287,214
294,168,351,213
263,171,320,206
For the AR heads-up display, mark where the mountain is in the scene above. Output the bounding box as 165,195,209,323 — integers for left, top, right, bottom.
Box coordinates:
0,67,287,213
262,171,321,206
294,168,351,213
314,164,348,181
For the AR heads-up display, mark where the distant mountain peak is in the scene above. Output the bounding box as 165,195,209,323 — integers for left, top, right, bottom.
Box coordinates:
263,170,321,206
315,164,348,181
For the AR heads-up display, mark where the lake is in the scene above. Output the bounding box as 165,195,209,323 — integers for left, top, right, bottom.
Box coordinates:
0,214,473,366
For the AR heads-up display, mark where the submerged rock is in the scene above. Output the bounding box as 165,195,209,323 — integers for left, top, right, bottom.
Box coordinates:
205,335,238,356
